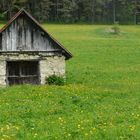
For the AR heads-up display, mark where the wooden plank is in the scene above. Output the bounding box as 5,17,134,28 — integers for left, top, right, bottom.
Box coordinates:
0,34,2,50
7,61,40,85
1,15,60,52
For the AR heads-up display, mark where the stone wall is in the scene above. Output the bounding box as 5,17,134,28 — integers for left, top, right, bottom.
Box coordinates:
40,56,65,84
0,60,6,86
0,53,65,86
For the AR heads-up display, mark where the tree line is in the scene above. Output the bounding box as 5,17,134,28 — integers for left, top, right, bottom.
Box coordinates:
0,0,140,24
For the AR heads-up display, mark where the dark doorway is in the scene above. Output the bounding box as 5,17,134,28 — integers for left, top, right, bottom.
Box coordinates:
7,61,40,85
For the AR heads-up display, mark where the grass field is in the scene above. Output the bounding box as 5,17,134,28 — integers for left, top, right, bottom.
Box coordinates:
0,24,140,140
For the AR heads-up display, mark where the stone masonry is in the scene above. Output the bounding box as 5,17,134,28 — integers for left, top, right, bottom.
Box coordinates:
0,53,65,86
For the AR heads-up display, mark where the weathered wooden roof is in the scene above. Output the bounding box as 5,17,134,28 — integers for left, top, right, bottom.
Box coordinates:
0,9,72,60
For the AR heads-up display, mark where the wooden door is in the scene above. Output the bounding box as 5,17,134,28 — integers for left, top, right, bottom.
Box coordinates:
7,61,40,85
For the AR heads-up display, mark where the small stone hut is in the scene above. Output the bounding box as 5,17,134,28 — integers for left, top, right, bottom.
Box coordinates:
0,9,72,86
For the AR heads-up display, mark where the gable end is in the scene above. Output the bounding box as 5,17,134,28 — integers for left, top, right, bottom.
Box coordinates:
0,9,72,60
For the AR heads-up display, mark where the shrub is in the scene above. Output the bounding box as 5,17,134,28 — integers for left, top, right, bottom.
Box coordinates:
45,75,65,86
112,22,120,35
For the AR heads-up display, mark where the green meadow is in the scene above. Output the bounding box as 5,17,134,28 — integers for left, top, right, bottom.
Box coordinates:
0,24,140,139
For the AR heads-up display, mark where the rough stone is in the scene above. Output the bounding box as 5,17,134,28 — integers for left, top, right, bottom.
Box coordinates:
0,53,65,86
